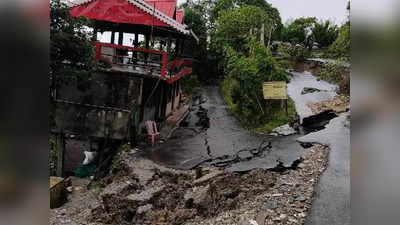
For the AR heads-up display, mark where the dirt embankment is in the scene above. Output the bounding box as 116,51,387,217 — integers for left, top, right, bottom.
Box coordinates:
294,60,350,96
50,143,329,225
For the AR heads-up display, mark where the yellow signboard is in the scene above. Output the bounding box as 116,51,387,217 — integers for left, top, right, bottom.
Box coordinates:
263,81,287,99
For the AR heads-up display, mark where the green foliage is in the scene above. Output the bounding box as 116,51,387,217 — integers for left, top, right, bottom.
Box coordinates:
279,44,310,62
312,20,339,47
182,1,219,82
281,17,316,45
215,6,269,53
327,22,350,60
182,73,202,94
287,45,310,61
254,98,297,133
109,144,130,175
223,41,289,126
210,0,282,39
49,135,57,176
317,62,350,95
50,0,94,73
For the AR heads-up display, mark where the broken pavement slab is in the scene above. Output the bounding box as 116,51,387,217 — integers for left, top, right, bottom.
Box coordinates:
269,124,297,136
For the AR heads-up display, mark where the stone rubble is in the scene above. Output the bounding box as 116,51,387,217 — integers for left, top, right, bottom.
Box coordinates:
269,124,297,136
50,143,328,225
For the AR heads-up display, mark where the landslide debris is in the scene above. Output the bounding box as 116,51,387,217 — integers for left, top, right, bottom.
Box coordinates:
50,143,329,225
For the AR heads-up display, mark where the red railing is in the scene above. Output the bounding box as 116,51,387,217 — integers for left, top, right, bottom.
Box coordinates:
94,42,192,83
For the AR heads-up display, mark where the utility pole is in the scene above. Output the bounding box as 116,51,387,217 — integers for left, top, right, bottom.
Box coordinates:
260,23,265,46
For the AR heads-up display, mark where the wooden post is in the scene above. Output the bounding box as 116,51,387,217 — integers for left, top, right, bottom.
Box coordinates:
145,35,150,49
180,40,185,55
118,32,123,45
56,134,65,177
111,31,115,44
92,27,98,42
135,33,139,45
167,35,172,54
145,35,150,63
285,99,288,116
176,39,181,56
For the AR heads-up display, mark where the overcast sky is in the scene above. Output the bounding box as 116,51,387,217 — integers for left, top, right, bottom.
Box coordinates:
267,0,349,25
177,0,349,25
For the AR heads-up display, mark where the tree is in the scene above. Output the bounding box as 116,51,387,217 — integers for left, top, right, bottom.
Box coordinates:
50,0,94,75
181,1,213,81
327,21,350,59
312,20,338,48
225,40,289,125
210,0,282,40
214,6,269,54
281,17,316,45
326,1,350,59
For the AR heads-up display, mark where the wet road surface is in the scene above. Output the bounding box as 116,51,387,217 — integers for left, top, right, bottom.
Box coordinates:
299,113,350,225
145,71,349,225
287,71,337,123
146,86,306,172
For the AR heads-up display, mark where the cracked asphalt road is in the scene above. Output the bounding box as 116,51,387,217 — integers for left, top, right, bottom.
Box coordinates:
145,85,306,172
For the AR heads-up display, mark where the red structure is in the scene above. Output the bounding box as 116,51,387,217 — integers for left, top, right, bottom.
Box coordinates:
52,0,197,177
69,0,194,83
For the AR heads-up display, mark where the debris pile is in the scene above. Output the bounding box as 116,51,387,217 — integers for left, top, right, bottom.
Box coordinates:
50,143,328,225
307,95,350,115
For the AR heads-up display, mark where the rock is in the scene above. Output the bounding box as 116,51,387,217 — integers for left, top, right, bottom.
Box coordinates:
295,196,306,202
263,201,278,210
301,87,322,95
137,204,153,214
184,185,211,209
170,209,197,224
101,180,136,197
256,212,268,225
270,124,296,136
249,219,259,225
127,185,165,203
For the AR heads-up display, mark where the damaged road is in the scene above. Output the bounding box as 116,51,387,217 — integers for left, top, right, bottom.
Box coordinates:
299,113,350,225
146,86,307,173
50,143,329,225
50,69,349,225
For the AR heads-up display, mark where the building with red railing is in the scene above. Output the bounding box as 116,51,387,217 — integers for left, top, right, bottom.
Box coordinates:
51,0,197,177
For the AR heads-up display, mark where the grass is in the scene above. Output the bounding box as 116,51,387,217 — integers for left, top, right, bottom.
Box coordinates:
254,98,297,133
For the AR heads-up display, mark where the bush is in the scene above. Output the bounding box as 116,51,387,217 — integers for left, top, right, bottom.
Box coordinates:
182,73,201,95
223,41,290,127
317,62,350,95
326,22,350,60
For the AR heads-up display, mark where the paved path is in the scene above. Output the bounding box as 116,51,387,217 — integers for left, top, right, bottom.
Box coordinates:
146,86,306,172
298,113,350,225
